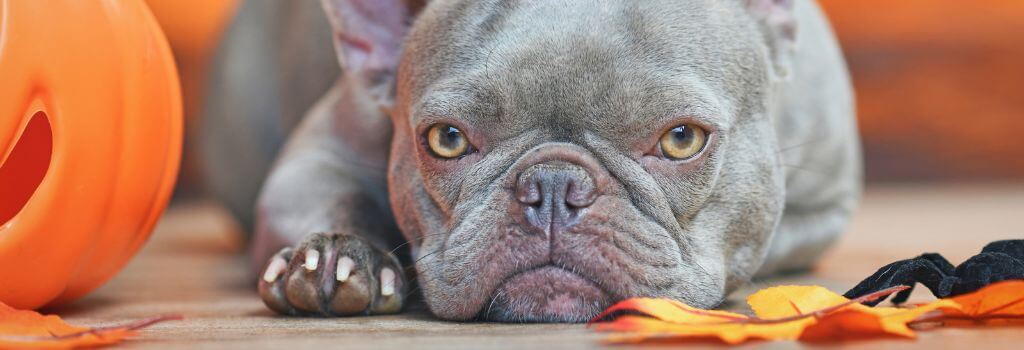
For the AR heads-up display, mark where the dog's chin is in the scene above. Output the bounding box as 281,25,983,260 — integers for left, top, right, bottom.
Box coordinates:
481,266,611,323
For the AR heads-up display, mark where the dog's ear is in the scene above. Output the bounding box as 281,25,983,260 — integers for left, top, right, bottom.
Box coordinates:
320,0,427,107
744,0,797,80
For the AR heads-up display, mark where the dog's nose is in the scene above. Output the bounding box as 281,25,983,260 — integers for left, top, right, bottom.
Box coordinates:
515,162,598,235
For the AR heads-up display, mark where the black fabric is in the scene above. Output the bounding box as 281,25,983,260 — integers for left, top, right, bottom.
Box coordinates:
844,240,1024,306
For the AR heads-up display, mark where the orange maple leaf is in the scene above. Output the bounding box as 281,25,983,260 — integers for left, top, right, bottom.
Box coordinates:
0,302,180,349
591,285,956,344
916,280,1024,326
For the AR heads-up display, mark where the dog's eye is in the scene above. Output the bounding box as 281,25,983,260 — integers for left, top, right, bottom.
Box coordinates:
426,124,471,158
659,124,708,160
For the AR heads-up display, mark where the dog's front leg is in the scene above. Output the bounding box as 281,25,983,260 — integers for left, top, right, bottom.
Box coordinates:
252,0,426,317
253,82,405,316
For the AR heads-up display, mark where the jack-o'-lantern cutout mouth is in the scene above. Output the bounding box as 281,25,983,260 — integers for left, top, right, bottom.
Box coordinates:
0,111,52,227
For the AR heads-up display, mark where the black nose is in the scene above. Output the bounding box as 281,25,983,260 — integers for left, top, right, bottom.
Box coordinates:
515,162,598,236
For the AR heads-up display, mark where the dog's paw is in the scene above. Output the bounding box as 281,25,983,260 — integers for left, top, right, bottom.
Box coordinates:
258,232,405,316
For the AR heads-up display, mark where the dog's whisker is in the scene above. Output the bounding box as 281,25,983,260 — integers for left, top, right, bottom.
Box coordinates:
399,245,453,299
776,137,828,154
782,163,826,175
484,288,508,320
388,232,448,255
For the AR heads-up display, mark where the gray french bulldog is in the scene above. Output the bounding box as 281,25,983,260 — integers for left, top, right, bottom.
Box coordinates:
202,0,860,322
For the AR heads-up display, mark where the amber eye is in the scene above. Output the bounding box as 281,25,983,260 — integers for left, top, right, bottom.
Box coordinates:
659,124,708,160
426,124,471,158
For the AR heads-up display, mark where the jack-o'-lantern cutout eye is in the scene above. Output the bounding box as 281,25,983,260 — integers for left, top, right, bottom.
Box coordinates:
659,124,708,160
0,111,52,226
426,124,472,159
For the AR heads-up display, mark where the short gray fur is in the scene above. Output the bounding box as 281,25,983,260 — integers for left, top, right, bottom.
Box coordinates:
204,0,860,322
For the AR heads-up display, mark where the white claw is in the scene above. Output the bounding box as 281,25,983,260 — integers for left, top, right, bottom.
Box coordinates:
262,256,287,283
336,256,355,282
303,249,320,271
381,267,396,297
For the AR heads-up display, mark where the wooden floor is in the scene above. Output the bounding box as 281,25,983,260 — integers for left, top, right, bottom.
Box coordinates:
56,185,1024,349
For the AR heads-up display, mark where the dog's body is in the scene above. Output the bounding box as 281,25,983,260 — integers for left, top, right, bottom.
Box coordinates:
203,0,860,322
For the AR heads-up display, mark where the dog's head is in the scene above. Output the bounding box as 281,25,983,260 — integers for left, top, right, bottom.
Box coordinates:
321,0,796,322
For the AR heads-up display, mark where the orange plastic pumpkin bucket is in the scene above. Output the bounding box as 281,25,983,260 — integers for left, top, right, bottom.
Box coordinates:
0,0,182,309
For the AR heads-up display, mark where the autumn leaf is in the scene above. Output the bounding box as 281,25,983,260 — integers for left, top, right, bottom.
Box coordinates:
591,285,956,345
917,280,1024,326
591,297,806,344
751,285,954,342
0,301,180,349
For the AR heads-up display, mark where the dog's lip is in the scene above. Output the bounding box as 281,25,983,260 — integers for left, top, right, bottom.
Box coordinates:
478,264,613,321
489,263,612,301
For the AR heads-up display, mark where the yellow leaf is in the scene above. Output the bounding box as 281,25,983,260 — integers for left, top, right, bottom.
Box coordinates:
748,285,958,340
594,297,748,324
748,285,851,318
592,297,807,344
591,285,954,344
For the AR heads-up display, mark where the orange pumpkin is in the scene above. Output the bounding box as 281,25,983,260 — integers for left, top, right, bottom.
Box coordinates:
0,0,182,309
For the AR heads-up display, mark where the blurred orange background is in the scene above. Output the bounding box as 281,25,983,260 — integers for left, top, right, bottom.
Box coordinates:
150,0,1024,191
819,0,1024,182
144,0,238,197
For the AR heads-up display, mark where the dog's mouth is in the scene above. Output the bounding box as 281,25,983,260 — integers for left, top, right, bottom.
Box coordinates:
479,265,612,322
